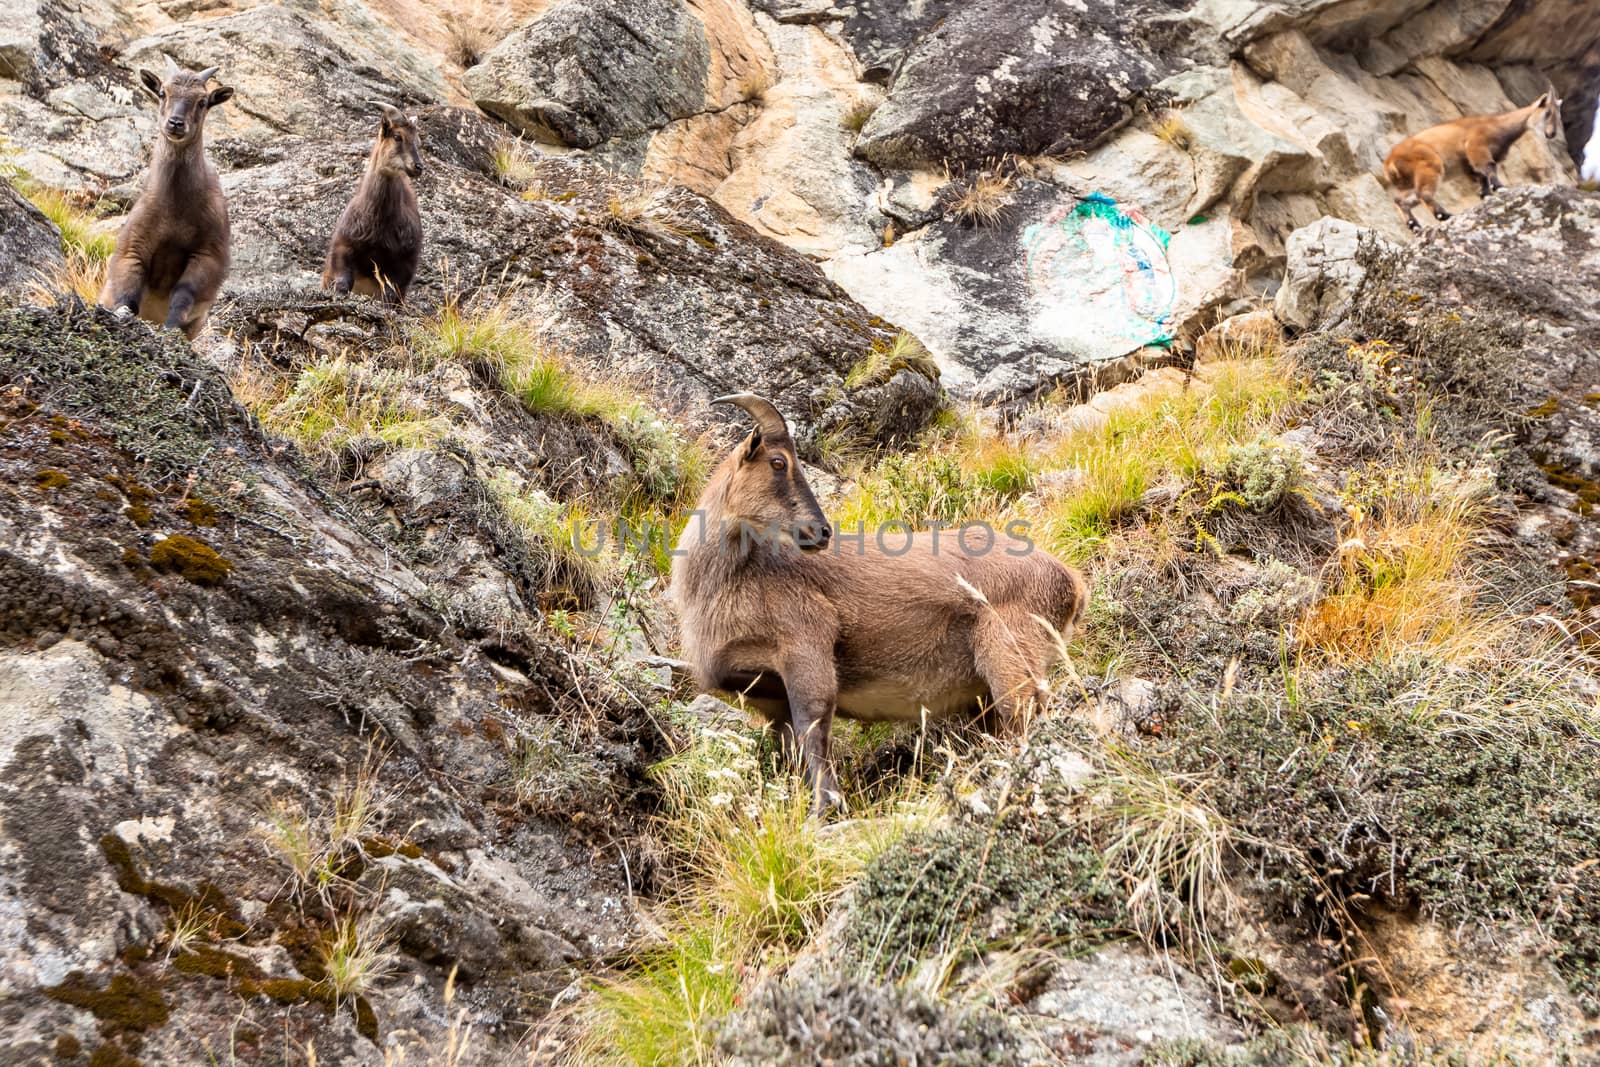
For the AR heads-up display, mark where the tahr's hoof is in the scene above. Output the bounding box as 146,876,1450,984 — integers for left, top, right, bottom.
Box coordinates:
1407,220,1423,233
1433,210,1451,221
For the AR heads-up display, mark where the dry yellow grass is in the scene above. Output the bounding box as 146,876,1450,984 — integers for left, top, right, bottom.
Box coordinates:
1298,464,1504,665
946,170,1014,226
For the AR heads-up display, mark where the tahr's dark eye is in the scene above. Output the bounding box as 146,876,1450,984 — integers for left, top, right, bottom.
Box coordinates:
770,455,787,472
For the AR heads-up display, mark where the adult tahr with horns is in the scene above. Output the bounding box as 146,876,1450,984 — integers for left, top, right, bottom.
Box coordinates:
100,56,234,340
323,102,424,304
672,394,1089,813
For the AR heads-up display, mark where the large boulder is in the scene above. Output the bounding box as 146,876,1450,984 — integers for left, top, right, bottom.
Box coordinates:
853,0,1186,169
0,179,63,288
464,0,710,149
1274,215,1384,330
829,183,1184,401
121,4,448,146
464,0,775,154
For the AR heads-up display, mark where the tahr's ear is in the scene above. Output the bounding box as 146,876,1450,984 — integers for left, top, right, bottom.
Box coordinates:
207,84,234,108
743,430,763,461
138,69,163,100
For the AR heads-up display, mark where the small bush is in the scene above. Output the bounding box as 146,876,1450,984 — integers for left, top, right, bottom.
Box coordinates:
840,814,1125,980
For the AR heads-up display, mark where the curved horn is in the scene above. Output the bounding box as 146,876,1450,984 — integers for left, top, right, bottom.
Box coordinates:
370,100,406,124
163,54,179,78
196,65,221,84
712,393,789,440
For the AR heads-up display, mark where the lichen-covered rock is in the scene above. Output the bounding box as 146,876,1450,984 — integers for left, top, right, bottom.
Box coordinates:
0,302,657,1063
121,4,448,146
1274,215,1386,330
464,0,711,149
854,0,1183,169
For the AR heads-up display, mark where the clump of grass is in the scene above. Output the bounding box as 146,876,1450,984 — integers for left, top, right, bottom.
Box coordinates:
487,469,619,599
1036,356,1298,561
605,189,695,240
163,902,214,960
945,170,1014,226
25,185,116,262
443,2,510,67
841,96,879,134
26,253,107,307
320,911,395,1002
844,331,938,389
581,919,750,1066
1083,750,1238,958
255,353,449,461
260,746,393,897
262,797,324,887
1298,460,1500,665
491,137,540,189
1150,109,1193,151
575,706,940,1063
737,67,773,103
20,183,114,305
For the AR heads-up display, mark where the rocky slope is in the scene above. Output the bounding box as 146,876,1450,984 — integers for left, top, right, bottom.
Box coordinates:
2,0,1600,1064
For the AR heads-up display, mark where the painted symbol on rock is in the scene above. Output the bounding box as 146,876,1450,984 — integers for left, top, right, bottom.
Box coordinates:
1022,192,1176,361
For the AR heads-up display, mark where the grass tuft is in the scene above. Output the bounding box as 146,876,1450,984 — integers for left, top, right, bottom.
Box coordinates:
841,96,879,134
1298,459,1501,665
945,170,1014,227
491,137,540,189
319,911,395,1002
251,353,449,462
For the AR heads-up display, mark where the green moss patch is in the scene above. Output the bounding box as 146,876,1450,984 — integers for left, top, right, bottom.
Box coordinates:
45,972,169,1033
178,497,218,526
33,468,71,489
149,535,233,585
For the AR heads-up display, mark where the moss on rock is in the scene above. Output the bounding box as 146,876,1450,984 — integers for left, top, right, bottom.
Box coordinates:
0,302,241,483
148,535,233,585
44,972,169,1034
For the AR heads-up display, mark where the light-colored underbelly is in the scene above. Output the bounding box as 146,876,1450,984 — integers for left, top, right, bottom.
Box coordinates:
835,679,988,723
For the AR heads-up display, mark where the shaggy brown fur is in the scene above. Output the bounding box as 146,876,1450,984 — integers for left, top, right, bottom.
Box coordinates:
100,56,233,340
672,394,1088,811
322,103,423,303
1383,92,1562,233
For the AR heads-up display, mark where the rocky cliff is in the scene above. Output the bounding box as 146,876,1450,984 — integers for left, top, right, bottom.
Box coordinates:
2,0,1599,1064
